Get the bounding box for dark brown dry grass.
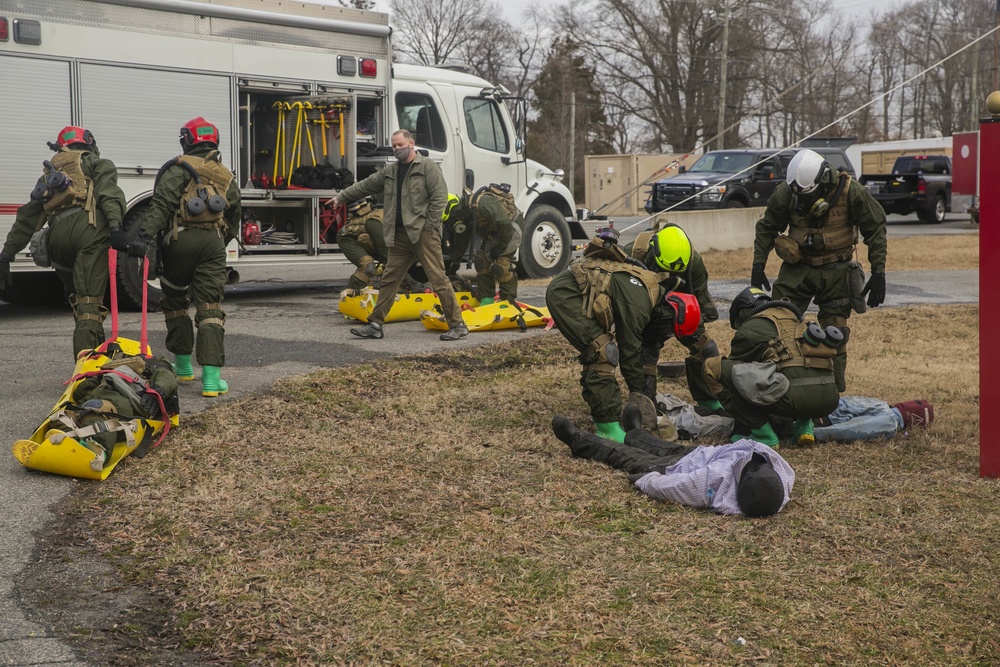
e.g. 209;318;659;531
77;304;996;666
701;233;979;279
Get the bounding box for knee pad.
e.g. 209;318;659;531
196;302;226;330
584;332;619;373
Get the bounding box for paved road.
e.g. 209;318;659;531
0;218;979;665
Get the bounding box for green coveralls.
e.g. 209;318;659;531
462;194;522;301
1;147;126;356
713;314;840;429
546;268;672;424
337;215;389;291
141;146;241;367
625;243;720;403
753;178;887;391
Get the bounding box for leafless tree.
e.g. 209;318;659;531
462;9;544;99
389;0;499;66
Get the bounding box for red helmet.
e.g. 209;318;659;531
665;292;701;338
179;117;220;149
56;126;95;149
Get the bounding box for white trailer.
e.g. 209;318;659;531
0;0;584;307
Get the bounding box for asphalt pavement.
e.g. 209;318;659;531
0;214;979;665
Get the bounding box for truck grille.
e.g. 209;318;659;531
652;183;699;210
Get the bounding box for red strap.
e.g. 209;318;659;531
140;257;149;355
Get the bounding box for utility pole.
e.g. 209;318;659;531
716;0;731;151
569;91;576;198
994;0;999;90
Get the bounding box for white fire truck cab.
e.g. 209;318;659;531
0;0;585;307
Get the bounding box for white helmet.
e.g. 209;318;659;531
786;149;829;194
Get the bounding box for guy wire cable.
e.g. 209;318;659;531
613;22;1000;236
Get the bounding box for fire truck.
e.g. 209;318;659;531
0;0;585;307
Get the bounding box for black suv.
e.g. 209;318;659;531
644;147;855;213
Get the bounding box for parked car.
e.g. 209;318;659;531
859;155;952;223
644;147;855;213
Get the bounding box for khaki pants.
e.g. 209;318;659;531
369;226;461;328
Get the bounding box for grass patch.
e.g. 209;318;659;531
701;232;978;279
69;301;998;666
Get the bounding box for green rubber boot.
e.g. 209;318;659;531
698;399;724;413
733;422;779;448
595;421;626;443
479;296;495;305
174;354;195;381
792;418;815;446
201;365;229;398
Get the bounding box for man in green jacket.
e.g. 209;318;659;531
446;184;523;304
131;117;241;397
0;126;127;357
546;232;698;443
625;224;722;413
334;129;466;341
751;149;887;392
704;287;841;447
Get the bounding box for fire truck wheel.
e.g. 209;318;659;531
517;204;572;279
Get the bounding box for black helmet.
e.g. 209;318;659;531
736;452;784;517
729;286;769;329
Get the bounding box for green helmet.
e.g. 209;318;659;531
651;225;692;272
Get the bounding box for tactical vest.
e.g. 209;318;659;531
42;149;93;218
631;230;655;261
174;151;234;233
472;185;521;232
751;306;837;372
569;238;668;331
786;174;857;266
341;203;382;238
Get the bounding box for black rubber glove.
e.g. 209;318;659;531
751;263;771;291
861;272;886;307
139;385;166;419
488;247;502;261
0;258;11;290
491;263;505;280
127;231;154;257
109;227;131;252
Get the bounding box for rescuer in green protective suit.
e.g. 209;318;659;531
131;117;241;398
0;126;127;357
446;185;522;303
703;287;841;448
337;197;390;294
751;149;887;392
625;223;722;413
546;230;700;443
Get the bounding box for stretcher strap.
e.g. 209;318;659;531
49;409;137;448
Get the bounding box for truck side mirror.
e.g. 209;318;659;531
515;137;524;154
678;165;687;174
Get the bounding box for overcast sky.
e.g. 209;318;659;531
359;0;881;25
